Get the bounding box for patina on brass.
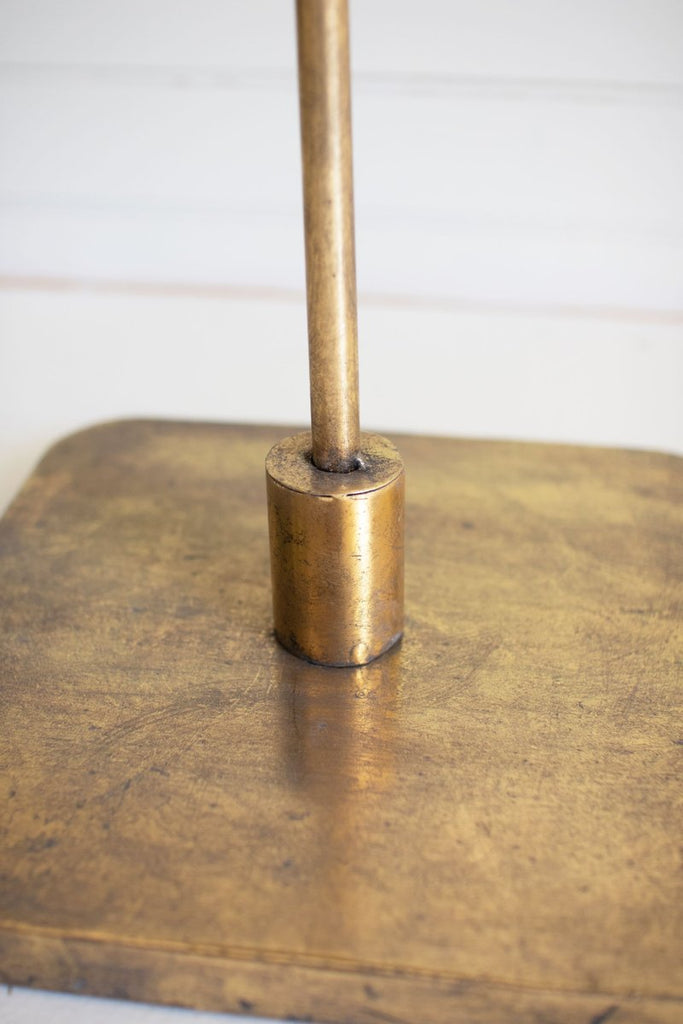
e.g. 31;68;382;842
267;0;404;665
297;0;360;472
1;420;681;1023
267;431;404;666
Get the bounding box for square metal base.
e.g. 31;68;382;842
1;420;681;1023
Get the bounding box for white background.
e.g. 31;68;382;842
1;1;682;1021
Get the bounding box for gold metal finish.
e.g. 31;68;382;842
1;420;681;1023
297;0;360;472
267;0;404;666
266;431;404;666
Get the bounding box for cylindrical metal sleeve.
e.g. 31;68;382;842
266;432;404;666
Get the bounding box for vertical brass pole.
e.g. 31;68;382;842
296;0;361;473
266;0;404;666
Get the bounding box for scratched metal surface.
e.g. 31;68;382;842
1;420;681;1023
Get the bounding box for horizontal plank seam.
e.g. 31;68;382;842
1;62;682;104
1;276;682;326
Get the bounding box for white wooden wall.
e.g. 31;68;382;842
0;3;682;1017
1;0;682;518
1;0;683;304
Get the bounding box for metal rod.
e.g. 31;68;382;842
296;0;361;473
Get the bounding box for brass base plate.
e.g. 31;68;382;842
1;420;681;1023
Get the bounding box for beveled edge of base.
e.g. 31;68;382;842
1;925;679;1024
